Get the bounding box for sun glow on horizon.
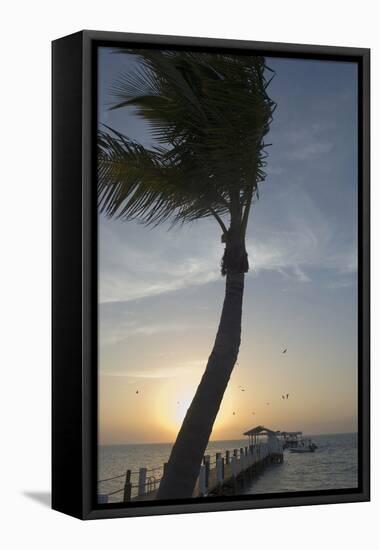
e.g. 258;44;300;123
99;347;357;446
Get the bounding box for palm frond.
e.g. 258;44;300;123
98;51;276;229
98;127;230;226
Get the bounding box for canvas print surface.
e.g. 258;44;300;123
96;47;358;504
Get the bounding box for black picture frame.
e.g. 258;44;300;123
52;30;370;520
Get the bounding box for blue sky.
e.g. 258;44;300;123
97;48;358;444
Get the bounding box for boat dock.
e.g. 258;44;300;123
98;425;284;503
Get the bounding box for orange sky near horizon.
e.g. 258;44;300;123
98;267;358;446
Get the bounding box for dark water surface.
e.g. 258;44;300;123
244;433;358;494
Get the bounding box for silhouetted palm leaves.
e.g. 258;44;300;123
98;50;276;234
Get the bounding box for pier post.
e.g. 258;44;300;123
247;448;253;480
199;464;206;496
216;453;224;479
240;448;245;471
231;455;238;493
231;455;237;477
240;450;245;487
216;456;223;482
216;456;224;494
225;450;230;465
123;469;132;501
203;455;210;488
138;467;147;497
241;449;247;485
247;447;253;469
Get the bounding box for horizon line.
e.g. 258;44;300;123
99;431;357;447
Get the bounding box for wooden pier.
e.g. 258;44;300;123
98;425;284;503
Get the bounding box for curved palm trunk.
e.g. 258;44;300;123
157;270;245;499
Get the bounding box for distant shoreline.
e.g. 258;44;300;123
100;432;357;448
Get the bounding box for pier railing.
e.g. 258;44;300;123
98;439;283;503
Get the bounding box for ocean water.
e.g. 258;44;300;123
98;433;358;502
244;432;358;495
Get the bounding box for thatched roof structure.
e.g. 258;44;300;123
243;425;277;436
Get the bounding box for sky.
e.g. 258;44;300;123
97;47;358;445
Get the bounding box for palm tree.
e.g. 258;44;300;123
98;50;276;499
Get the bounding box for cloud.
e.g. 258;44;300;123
99;178;357;304
265;165;286;176
269;120;336;163
100;359;206;379
100;316;209;347
99;218;221;304
286;140;334;161
248;184;357;284
283;127;334;161
250;227;356;284
325;279;356;290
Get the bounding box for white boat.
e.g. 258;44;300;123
290;441;317;453
280;431;303;449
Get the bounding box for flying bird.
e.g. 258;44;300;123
266;402;270;406
282;348;287;354
282;395;285;400
233;411;236;415
286;393;289;399
252;412;255;415
136;390;139;394
241;389;245;392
